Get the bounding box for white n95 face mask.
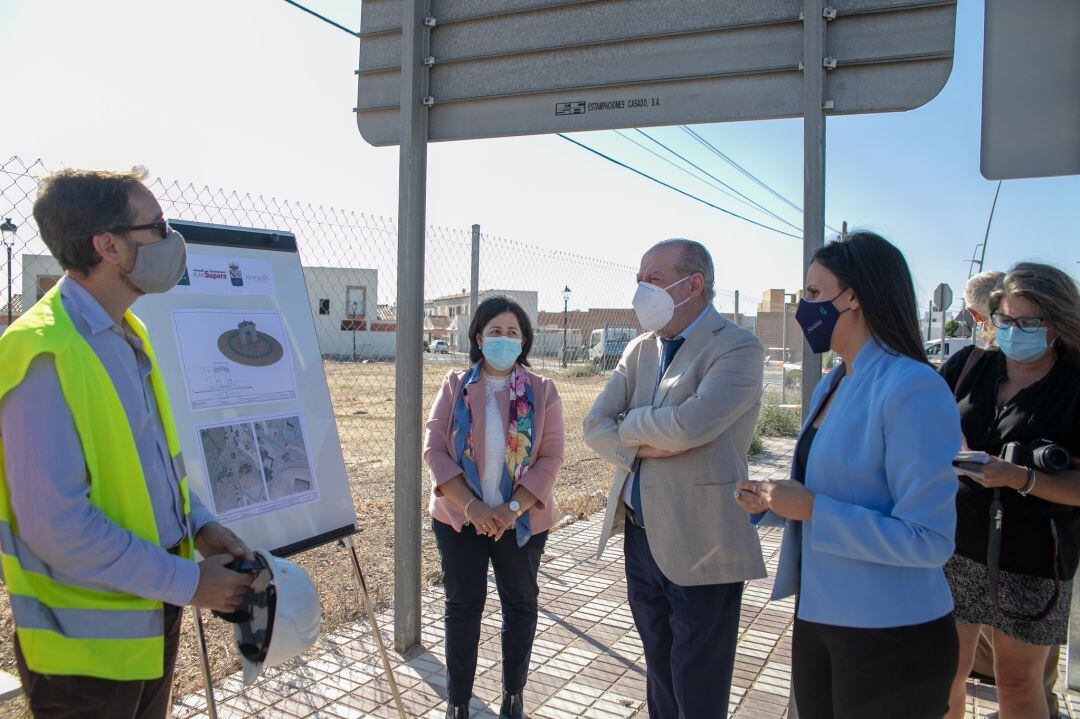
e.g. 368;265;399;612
632;276;691;331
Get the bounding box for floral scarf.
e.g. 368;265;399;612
451;361;535;546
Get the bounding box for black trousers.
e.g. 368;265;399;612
792;612;959;719
432;519;547;704
14;603;183;719
624;521;744;719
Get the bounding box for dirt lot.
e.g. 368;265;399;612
0;359;613;717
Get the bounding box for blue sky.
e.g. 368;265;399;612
2;0;1076;314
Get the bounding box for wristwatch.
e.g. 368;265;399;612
509;500;524;517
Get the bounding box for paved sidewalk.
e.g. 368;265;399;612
172;439;1078;718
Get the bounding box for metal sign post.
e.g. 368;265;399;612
392;0;431;653
801;0;828;418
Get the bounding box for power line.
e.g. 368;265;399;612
633;129;803;233
558;133;802;240
613;130;782;222
681;125;842;235
280;0;358;37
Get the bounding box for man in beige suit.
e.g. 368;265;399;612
585;239;765;719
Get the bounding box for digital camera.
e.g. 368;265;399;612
1002;439;1072;474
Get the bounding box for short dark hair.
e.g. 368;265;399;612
32;168;147;274
468;296;533;366
812;231;928;365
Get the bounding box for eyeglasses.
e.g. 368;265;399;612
109;219;170;239
990;311;1046;333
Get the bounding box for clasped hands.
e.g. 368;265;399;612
466;500;520;540
734;479;816;521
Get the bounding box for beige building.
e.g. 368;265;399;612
754;289;803;363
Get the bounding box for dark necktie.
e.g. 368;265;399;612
630;336;686;521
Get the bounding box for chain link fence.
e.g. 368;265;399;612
1;154;796;468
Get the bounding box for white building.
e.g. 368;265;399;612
302;266;395;360
432;289;539;351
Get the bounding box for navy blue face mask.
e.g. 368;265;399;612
796;292;851;354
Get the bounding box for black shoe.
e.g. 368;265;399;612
445;701;469;719
499;691;524;719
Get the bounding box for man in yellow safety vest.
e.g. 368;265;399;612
0;168;255;717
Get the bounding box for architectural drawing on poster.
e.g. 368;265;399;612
198;414;318;522
173;309;297;411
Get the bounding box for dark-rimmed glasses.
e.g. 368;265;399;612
109;219;170;239
990;311;1046;333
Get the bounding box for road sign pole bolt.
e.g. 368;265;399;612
822;100;835;110
423;16;437;27
423;56;436;66
823;7;837;20
823;57;837;69
422;96;435;106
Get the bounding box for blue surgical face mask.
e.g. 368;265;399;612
795;292;851;354
996;326;1050;362
481;336;522;371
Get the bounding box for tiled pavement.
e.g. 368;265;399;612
173;438;1079;718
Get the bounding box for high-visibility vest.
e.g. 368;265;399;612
0;283;193;680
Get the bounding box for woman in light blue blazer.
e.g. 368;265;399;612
736;232;963;719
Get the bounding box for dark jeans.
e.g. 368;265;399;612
792;612;959;719
14;603;183;719
432;519;547;704
623;521;744;719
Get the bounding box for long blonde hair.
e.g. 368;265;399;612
990;262;1080;369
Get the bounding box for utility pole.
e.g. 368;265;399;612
470;224;480;317
734;290;740;327
781;295;788;405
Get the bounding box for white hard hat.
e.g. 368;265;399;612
218;549;321;684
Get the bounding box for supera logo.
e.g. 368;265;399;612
228;263;244;287
195;268;228;281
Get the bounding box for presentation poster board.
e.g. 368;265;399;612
132;220;357;556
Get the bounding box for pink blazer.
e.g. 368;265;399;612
424;367;565;534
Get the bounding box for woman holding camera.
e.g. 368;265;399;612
424;296;564;719
943;263;1080;719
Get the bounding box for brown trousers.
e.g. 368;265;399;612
972;626;1060;716
14;604;182;719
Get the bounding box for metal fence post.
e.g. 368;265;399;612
470;224;480;317
393;0;431;653
734;289;740;327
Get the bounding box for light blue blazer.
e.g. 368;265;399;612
754;339;962;628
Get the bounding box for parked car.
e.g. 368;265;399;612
924;337;973;366
432;340;450;354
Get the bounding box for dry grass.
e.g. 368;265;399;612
0;359;611;717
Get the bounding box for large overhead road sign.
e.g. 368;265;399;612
356;0;957;146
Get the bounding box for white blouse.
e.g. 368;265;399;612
480;372;511;508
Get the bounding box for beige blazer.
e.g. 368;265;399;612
584;305;767;586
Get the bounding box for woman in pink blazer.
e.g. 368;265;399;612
424;296;565;719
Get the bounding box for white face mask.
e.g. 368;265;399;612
632;275;692;331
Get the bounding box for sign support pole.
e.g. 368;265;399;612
801;0;828;421
792;2;830;715
394;0;431;653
